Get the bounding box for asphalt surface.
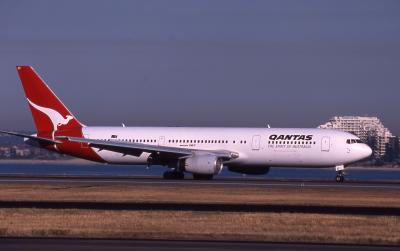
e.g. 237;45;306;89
0;238;398;251
0;174;399;190
0;200;398;215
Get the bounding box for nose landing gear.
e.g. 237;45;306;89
335;171;345;182
335;165;345;183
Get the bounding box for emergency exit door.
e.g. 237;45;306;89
159;136;165;146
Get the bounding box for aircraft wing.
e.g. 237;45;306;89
0;130;61;145
58;136;239;160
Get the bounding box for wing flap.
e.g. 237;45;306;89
58;136;239;161
58;136;193;157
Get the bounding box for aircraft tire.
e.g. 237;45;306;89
335;175;344;183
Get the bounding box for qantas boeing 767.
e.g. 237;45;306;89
1;66;372;182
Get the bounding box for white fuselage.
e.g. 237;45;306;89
83;127;372;168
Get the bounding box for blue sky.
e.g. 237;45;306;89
0;0;399;134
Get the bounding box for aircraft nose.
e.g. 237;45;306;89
360;144;372;159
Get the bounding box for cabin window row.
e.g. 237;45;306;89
97;138;250;144
168;139;247;144
105;139;157;143
269;141;316;145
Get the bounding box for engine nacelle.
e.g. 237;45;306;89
184;155;223;175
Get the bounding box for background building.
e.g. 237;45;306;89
319;116;398;161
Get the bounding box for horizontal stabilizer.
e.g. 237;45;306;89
0;130;61;145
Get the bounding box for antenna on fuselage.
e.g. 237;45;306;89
121;123;126;127
267;124;271;128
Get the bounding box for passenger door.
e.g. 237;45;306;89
252;135;261;150
321;136;330;152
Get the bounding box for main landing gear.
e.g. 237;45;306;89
163;170;185;180
335;165;345;183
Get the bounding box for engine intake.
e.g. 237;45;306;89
184;154;223;175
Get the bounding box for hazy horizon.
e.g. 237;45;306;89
1;1;399;134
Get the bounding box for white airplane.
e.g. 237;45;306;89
1;66;372;182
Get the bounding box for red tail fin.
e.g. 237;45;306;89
16;66;83;135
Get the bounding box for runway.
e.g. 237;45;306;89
0;238;398;251
0;200;399;215
0;175;398;246
0;174;399;190
0;174;398;215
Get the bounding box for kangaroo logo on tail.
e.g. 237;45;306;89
27;98;74;132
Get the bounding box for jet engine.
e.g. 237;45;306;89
184;154;223;175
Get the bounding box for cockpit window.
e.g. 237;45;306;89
346;139;363;144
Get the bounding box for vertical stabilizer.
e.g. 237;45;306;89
16;66;83;137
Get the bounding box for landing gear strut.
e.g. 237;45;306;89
163;170;185;180
335;171;345;182
335;165;345;183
